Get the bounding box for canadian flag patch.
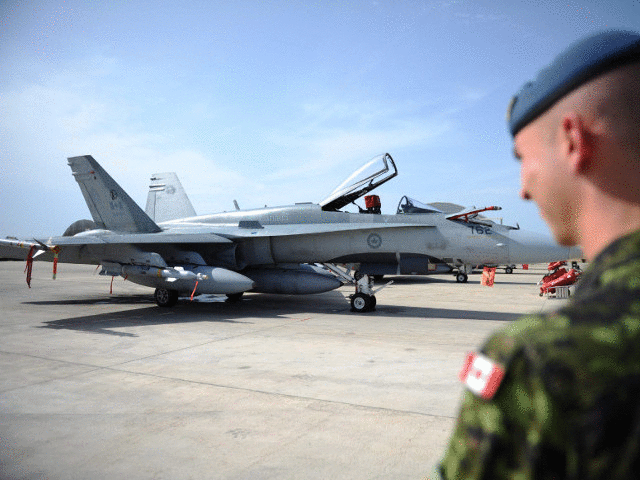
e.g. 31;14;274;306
459;352;505;400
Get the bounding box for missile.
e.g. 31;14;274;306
103;264;255;295
121;265;202;281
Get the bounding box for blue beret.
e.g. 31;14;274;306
508;30;640;137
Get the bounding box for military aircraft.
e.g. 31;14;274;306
0;153;581;312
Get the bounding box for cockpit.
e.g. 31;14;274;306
316;154;510;225
396;196;443;215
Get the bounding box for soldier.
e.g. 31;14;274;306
432;30;640;479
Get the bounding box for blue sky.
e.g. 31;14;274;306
1;0;638;238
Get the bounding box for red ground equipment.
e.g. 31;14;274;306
544;267;567;282
547;261;567;271
540;268;581;296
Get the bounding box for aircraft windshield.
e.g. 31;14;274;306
396;196;443;214
320;153;397;211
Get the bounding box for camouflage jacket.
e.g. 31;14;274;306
438;229;640;479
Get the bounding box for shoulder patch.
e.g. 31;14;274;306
459;352;505;400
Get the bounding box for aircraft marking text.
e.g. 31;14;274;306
469;226;493;235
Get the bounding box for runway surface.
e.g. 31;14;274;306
0;261;568;479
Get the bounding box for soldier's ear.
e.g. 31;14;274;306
559;113;593;175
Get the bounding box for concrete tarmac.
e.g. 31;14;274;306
0;261;569;479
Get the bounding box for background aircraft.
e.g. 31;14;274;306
0;153;581;312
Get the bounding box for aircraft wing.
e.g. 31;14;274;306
1;221;431;263
0;238;36;261
47;232;234;245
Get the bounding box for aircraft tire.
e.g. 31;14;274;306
226;292;244;303
505;266;514;274
351;293;374;313
155;287;179;307
456;273;468;283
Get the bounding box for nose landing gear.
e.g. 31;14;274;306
320;264;391;313
350;292;376;313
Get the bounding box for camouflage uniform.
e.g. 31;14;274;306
438;228;640;479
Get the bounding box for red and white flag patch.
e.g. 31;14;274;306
459;352;505;400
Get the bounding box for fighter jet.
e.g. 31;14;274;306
0;153;581;312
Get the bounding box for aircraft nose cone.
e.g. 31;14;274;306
508;230;579;264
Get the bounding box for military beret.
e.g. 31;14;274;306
507;30;640;137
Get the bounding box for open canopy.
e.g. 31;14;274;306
320;153;397;211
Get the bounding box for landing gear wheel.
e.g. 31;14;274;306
226;292;244;303
155;287;179;307
351;293;375;313
505;266;514;274
456;273;468;283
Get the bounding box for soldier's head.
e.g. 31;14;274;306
508;31;640;249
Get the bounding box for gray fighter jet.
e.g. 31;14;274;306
0;153;581;312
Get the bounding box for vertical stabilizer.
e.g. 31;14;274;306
67;155;161;233
145;172;197;222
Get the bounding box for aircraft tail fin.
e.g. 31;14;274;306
67;155;161;233
145;172;197;222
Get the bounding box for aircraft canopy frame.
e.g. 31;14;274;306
396;196;443;215
320;153;397;211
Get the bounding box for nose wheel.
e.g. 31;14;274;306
456;273;468;283
350;293;376;313
320;264;390;313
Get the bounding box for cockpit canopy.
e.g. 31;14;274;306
320;153;397;211
396;196;444;214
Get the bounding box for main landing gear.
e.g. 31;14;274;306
153;288;244;306
154;287;179;307
225;292;244;303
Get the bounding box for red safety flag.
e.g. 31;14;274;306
51;246;61;279
24;245;37;288
481;266;496;287
522;264;529;270
459;352;505;400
